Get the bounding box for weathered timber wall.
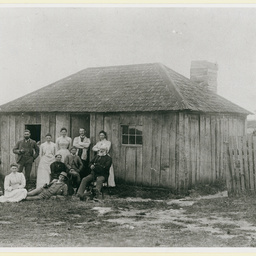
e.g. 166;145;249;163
0;111;246;191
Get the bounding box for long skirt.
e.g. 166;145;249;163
0;189;27;202
36;155;55;188
108;164;115;187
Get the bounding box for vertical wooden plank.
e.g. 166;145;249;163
125;147;136;183
178;112;185;192
210;116;216;183
238;136;245;192
95;113;104;141
41;113;50;143
142;113;153;186
0;115;10;175
103;115;112;146
56;113;71;138
225;141;233;195
205;116;211;183
199;115;205;182
49;113;56;142
232;136;240;194
242;136;249;190
188;115;194;188
151;113;161;187
183;113;189;191
111;114;121;183
195;115;200;184
169;113;177;189
248;135;254;191
228;137;236;193
120;146;126;182
15;114;24;143
253;136;256;191
9;115;16;165
160;113;170;188
136;146;143;185
222;117;229;179
90;113;96;160
215;117;220;180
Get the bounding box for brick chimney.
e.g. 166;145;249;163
190;60;218;93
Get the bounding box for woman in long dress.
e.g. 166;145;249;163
36;133;57;188
0;163;27;202
56;127;72;163
92;130;115;187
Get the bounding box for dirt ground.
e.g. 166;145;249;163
1;184;256;247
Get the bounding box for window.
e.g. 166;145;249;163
121;125;143;145
25;124;41;143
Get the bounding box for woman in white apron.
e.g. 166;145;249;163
36;133;57;188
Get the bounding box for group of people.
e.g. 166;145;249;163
0;127;115;202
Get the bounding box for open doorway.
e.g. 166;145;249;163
25;124;41;143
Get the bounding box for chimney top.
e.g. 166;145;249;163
190;60;218;93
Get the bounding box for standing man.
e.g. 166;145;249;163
13;129;39;184
73;128;91;178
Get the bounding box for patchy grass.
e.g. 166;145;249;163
1;182;256;247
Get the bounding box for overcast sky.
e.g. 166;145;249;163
0;6;256;119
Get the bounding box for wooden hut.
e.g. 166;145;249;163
0;61;251;191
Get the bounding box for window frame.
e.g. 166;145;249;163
121;124;143;147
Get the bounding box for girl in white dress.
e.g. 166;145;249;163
56;127;72;163
36;133;57;188
92;130;115;187
0;163;27;203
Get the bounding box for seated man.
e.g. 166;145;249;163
64;147;83;189
26;172;68;200
50;154;67;181
77;145;112;200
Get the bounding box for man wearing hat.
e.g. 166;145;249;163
26;172;68;200
77;145;112;200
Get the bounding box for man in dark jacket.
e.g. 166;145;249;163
77;145;112;200
13;129;39;183
64;147;83;188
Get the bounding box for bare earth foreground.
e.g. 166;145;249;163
0;185;256;247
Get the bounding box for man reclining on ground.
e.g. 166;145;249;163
26;172;68;200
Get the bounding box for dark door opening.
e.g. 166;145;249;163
25;124;41;143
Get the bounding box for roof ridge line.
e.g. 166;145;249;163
156;63;190;109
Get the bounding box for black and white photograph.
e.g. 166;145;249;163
0;4;256;248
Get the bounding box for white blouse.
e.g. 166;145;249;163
4;172;26;192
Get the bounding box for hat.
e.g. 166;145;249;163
59;172;68;178
55;154;62;158
70;146;77;151
10;163;18;168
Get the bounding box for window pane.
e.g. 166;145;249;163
136;136;143;145
122;135;128;144
136;126;143;135
129;126;136;135
122;125;128;135
129;135;135;144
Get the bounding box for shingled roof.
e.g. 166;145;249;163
0;63;250;115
